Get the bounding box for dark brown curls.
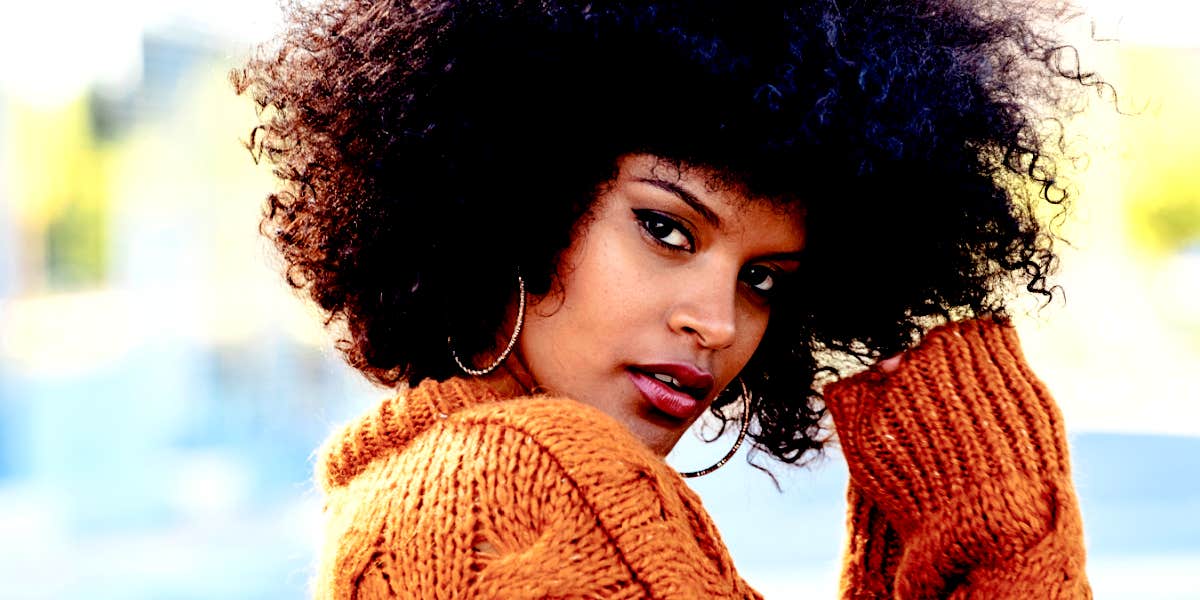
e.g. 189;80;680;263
235;0;1104;467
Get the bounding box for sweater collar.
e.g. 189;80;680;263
316;377;504;491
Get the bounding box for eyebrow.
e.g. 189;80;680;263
634;177;723;229
757;250;805;263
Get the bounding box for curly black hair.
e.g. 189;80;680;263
233;0;1103;466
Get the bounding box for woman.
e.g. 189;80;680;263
235;0;1098;597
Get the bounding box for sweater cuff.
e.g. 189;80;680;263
826;317;1076;556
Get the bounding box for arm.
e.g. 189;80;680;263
826;318;1091;599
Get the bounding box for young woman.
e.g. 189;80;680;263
235;1;1097;597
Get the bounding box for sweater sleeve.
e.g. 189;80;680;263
825;318;1092;599
313;397;761;599
839;481;903;599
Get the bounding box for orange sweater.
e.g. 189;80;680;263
312;318;1090;598
828;319;1091;599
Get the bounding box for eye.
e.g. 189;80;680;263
741;264;780;295
633;209;694;251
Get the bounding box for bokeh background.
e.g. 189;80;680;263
1;1;1197;598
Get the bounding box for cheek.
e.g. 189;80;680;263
732;309;770;367
521;231;640;374
559;212;657;312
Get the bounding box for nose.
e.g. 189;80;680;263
667;269;738;350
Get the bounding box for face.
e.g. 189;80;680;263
509;154;806;456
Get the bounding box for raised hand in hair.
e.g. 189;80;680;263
825;317;1091;599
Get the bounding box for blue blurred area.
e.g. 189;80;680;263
1072;433;1200;555
0;331;369;599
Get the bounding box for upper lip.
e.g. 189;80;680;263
631;362;715;401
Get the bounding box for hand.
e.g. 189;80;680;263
824;318;1080;588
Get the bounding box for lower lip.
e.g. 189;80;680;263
627;369;701;420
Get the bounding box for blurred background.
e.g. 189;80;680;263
0;1;1197;598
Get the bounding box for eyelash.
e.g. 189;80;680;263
633;209;787;300
633;209;694;252
740;264;784;299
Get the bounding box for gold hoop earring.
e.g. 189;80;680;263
449;274;526;377
678;379;752;478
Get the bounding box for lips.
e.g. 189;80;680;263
627;363;715;420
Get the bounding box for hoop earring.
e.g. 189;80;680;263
449;274;526;377
678;379;752;479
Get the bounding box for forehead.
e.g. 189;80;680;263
616;154;806;225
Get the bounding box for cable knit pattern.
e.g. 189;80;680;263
313;377;762;599
826;318;1091;599
312;318;1090;598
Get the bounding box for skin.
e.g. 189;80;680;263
481;154;806;456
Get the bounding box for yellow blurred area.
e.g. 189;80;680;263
3;100;111;289
6;101;103;228
1119;47;1200;255
0;63;332;375
1010;33;1200;436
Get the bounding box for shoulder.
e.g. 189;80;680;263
405;396;685;517
315;393;754;599
320;391;679;516
315;377;665;491
452;396;667;474
316;396;673;598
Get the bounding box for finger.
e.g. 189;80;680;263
877;354;903;374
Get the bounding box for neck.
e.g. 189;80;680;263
476;352;538;399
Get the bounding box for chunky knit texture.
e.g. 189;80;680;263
313;318;1089;598
828;318;1091;599
313;377;762;599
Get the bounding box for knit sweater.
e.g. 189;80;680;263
828;319;1091;599
312;318;1090;598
